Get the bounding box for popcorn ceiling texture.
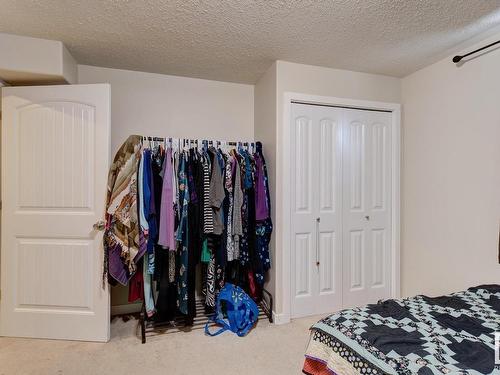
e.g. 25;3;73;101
1;0;499;83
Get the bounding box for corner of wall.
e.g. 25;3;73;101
61;43;78;84
254;61;279;314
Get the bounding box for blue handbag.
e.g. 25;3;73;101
204;283;259;337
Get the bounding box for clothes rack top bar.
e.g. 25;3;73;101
140;135;256;147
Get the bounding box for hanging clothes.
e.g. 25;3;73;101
185;150;201;324
104;136;273;322
254;142;273;287
128;257;144;303
158;148;175;250
225;153;235;261
154;246;177;322
209;147;225;236
140;146;163;317
104;135;142;286
232;151;243;260
176;154;190;315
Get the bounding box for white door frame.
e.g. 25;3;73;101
281;92;401;323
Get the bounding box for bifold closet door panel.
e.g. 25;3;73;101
0;84;111;342
290;103;342;318
341;109;392;309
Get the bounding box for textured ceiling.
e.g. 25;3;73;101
1;0;500;83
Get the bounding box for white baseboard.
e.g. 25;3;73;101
111;302;142;316
272;311;291;325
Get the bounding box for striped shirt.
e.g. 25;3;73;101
203;154;213;233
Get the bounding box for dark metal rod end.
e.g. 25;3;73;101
452;39;500;64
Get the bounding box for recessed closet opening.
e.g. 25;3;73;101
281;93;401;321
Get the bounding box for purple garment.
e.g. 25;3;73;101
254;153;269;221
135;229;148;262
108;223;148;286
188;157;198;203
231;154;237;178
107;242;129;285
158;148;175;250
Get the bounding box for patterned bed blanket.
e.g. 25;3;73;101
304;285;500;375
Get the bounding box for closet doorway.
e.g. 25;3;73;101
284;95;400;319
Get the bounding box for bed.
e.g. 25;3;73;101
303;285;500;375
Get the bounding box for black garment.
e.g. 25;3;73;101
246;187;258;278
185;154;202;325
190;152;204;262
246;186;263;301
151;149;164;283
154;247;177;322
151;149;164;220
208;234;224;293
150;149;179;322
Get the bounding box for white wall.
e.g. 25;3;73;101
78;65;254;154
77;39;500;314
78;65;254;307
401;33;500;297
269;61;402;316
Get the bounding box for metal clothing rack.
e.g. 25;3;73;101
135;135;272;343
139;288;273;343
139;135;257;151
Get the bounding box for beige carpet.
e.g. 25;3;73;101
0;314;323;375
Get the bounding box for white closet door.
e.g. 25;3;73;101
290;103;342;318
0;84;111;341
342;108;392;308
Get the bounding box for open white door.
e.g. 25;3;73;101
0;84;111;342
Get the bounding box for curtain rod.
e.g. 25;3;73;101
452;39;500;63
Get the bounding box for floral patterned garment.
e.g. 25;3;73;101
104;135;142;285
225;153;235;261
238;150;254;267
176;154;190;314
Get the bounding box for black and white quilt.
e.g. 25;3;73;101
310;285;500;374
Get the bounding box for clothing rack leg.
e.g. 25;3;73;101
140;300;146;344
261;288;273;323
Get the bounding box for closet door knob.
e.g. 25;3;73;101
93;220;106;231
365;215;370;221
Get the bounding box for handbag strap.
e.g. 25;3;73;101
205;289;232;336
204;317;230;336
